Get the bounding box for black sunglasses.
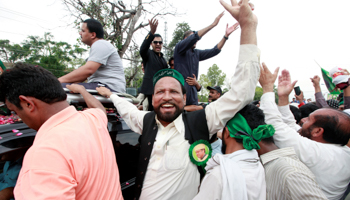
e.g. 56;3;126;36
153;41;163;45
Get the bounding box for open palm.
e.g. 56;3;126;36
278;69;297;97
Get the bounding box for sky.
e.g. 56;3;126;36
1;0;350;100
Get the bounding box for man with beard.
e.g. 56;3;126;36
59;19;126;93
174;12;239;107
259;64;350;200
139;18;168;111
96;0;260;198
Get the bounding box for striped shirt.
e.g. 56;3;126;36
260;147;327;200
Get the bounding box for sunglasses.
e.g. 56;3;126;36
153;41;163;45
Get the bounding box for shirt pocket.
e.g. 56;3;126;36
164;142;189;170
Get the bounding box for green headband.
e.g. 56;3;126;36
153;69;185;86
226;113;275;150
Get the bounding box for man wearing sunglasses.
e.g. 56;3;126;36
139;18;168;111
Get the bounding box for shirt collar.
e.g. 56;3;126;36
155;113;183;134
260;147;296;165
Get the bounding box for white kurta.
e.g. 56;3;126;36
194;149;266;200
110;45;260;200
260;92;350;200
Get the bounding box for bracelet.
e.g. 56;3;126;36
224;36;229;40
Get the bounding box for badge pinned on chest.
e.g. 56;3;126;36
189;140;212;167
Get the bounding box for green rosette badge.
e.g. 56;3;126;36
189;140;212;169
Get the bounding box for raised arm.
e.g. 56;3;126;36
197;12;224;38
174;12;224;55
140;19;158;60
217;23;239;50
66;84;106;114
311;75;329;108
206;0;260;134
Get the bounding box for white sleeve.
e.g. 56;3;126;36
205;44;260;136
260;92;324;166
193;169;222;200
110;94;148;134
278;105;301;131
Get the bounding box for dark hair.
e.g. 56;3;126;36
153;34;162;40
181;84;186;95
83;19;104;39
289;105;301;124
183;31;193;40
226;104;274;144
313;109;350;146
168;57;174;64
299;103;319;119
0;63;67;109
251;100;260;106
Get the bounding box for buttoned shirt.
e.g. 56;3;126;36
260;92;350;200
110;44;260;200
14;106;123;200
261;147;327;200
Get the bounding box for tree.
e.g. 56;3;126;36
62;0;177;58
254;86;263;100
198;64;226;102
254;85;279;104
166;22;191;58
0;33;86;77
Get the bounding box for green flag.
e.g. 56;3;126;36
321;68;340;95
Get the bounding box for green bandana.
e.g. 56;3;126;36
226;113;275;150
153;69;185;86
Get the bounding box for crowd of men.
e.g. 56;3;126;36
0;0;350;199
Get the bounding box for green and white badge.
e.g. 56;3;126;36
189;140;212;167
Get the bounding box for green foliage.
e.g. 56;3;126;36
254;85;279;104
0;33;87;77
167;22;191;58
198;64;226;102
254;86;263;100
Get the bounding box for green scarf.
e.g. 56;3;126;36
226;113;275;150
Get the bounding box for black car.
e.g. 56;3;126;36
0;90;141;200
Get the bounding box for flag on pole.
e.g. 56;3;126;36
314;60;340;95
320;68;340;95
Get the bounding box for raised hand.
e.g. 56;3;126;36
259;63;279;93
295;91;304;102
278;69;297;98
220;0;257;29
310;75;321;88
225;23;240;37
148;18;158;35
212;12;224;27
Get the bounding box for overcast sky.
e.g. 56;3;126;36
1;0;350;100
